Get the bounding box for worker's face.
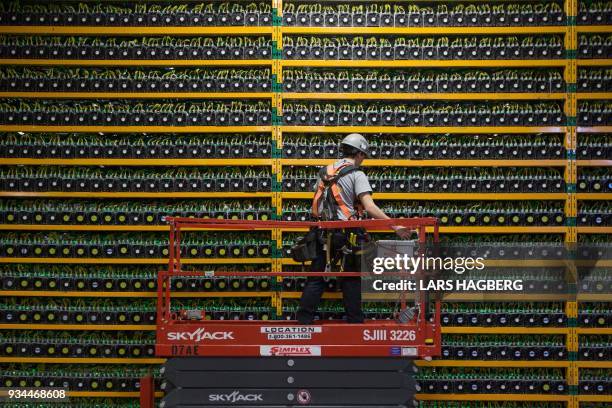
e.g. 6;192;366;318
355;152;367;166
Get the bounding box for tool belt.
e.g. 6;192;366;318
291;227;376;273
290;227;319;263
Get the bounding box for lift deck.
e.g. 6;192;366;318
146;217;441;407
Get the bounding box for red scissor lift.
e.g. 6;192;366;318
144;217;442;407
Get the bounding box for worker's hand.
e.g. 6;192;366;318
393;226;414;240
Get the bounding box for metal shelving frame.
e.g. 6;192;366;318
0;0;610;405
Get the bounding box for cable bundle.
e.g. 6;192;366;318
0;364;159;391
0;199;272;225
282;166;565;193
283;35;564;60
578;33;612;58
0;297;156;325
441;302;567;327
284;68;565;93
579;335;611;360
415;366;567;394
579;267;612;293
282;200;565;226
283;2;565;27
0;67;272;93
0;132;272;159
0;166;272;193
0;2;272;26
0;231;272;259
0;264;271;292
443;334;567;360
580;368;611;394
283;134;565;160
0;100;272;126
578;133;611;158
579;0;612;24
579;101;612;126
580;302;612;327
578;67;612;92
282;101;565;126
0;35;272;60
280;299;396;320
578;167;612;192
0;331;155;358
579;201;611;226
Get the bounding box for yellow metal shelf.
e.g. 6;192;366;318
281;125;566;134
577;328;612;335
576;93;612;100
417;394;570;402
415;360;570;368
577;395;612;402
576;193;612;200
280;226;567;234
576;26;612;33
281;159;566;167
435;226;567;233
577;160;612;166
0;225;275;232
0;357;165;364
577;293;612;301
578;126;612;133
280;292;571;302
577;227;612;233
441;327;569;335
0;26;272;35
69;391;163;398
281;192;567;200
280;292;342;300
0;158;273;166
433;293;573;301
0;192;273;198
576;361;612;369
0;290;274;298
283;92;566;101
0;324;155;331
282;26;568;35
0;92;273;100
0;258;272;264
281;60;568;68
0;59;272;67
0;125;271;133
576;59;612;66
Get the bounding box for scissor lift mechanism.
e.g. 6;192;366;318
141;217;441;407
155;217;441;358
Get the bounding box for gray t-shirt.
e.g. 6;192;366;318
316;159;373;220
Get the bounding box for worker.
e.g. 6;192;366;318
296;133;412;325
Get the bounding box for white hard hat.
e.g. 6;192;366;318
341;133;370;156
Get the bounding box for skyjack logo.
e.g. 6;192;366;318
260;345;322;356
167;327;234;342
208;391;263;403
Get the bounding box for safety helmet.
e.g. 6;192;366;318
340;133;370;156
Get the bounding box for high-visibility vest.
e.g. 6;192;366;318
312;162;364;220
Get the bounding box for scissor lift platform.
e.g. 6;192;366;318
144;217;440;408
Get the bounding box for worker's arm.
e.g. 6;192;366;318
359;193;413;239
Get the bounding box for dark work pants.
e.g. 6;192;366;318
296;233;364;324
